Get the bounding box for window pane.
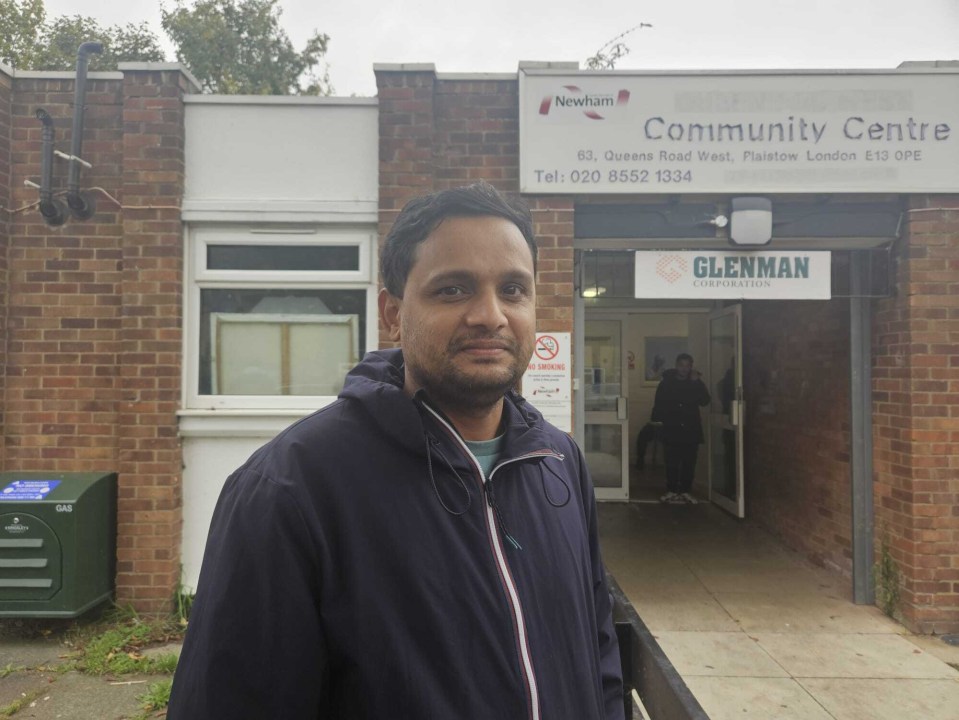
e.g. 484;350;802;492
199;289;366;396
584;424;623;488
207;245;360;271
581;251;635;298
584;320;622;412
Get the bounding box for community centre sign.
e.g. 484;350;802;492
634;251;831;300
519;67;959;194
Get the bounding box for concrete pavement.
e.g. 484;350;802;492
0;634;177;720
599;501;959;720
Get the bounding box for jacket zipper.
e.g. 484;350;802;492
421;405;542;720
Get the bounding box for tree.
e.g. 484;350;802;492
160;0;332;95
34;16;165;70
0;0;164;70
0;0;46;69
585;23;653;70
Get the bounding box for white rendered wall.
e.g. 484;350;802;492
179;413;318;591
180;96;378;589
183;96;378;223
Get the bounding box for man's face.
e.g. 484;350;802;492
380;215;536;412
675;358;693;380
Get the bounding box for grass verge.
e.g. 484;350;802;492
133;678;173;720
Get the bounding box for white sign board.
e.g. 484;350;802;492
635;251;831;300
525;332;572;432
519;69;959;194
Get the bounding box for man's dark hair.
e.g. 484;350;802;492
676;353;694;364
380;182;536;297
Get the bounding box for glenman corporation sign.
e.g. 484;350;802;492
519;67;959;194
635;251;832;300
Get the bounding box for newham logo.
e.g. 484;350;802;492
539;86;630;120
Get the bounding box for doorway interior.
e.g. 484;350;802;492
574;249;750;513
579;301;745;516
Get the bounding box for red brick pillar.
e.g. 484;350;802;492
375;65;437;347
529;198;574;335
433;78;519;191
116;68;189;612
874;195;959;633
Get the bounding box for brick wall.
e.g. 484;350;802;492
529;198;573;335
375;67;573;344
874;198;959;633
5;75;124;473
743;298;853;575
433;78;519;190
1;67;189;613
746;211;959;633
115;69;188;612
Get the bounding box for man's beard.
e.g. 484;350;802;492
410;336;528;413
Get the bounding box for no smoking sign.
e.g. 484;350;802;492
534;335;560;361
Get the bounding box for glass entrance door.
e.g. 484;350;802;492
583;316;629;501
708;305;744;517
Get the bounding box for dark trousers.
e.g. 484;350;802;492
664;442;698;494
635;423;660;468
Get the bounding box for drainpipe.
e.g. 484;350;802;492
65;41;103;220
35;109;67;227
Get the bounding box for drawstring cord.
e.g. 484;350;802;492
426;432;522;550
415;391;567;550
425;435;472;516
541;463;572;508
485;478;523;550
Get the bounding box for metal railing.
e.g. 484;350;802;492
610;574;710;720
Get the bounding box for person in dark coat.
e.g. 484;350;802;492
651;353;711;504
167;182;624;720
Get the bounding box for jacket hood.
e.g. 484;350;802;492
339;349;426;454
339;348;552;458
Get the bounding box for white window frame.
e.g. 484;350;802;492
184;224;379;411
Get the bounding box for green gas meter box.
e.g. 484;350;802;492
0;472;117;617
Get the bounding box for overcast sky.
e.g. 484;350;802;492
42;0;959;96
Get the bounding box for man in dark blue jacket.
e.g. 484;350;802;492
168;182;625;719
652;353;711;504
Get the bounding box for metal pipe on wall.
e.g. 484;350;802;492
34;109;67;226
850;250;875;604
65;41;103;220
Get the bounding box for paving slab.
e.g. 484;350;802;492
9;671;164;720
603;551;698;584
652;630;789;678
683;676;834;720
141;642;182;661
754;632;959;679
0;670;58;710
714;591;903;634
689;565;845;596
902;633;959;668
0;640;71;669
799;678;959;720
630;588;741;632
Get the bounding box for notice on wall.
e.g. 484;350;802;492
635;251;831;300
525;332;572;433
0;479;60;501
519;69;959;194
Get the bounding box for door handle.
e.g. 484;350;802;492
617;397;628;421
731;399;745;427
